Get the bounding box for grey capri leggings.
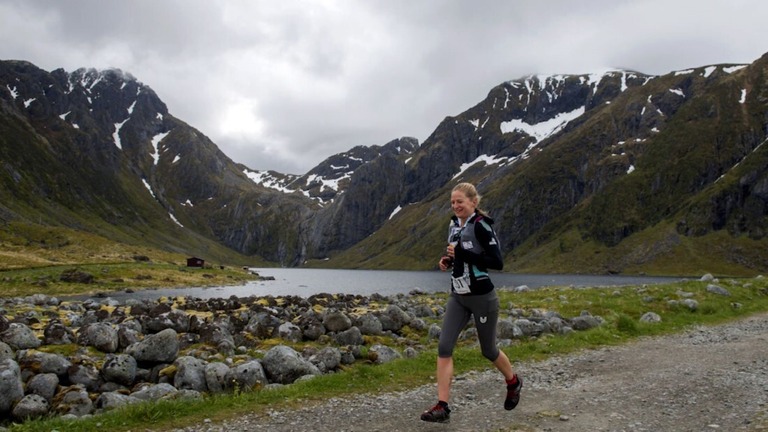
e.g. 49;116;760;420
437;290;500;361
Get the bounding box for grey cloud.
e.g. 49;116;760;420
1;0;767;175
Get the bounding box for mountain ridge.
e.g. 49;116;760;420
1;54;766;275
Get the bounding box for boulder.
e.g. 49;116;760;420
309;347;342;373
261;345;321;385
333;326;364;346
0;323;41;350
514;318;542;336
368;345;401;364
548;317;566;334
77;322;119;353
43;319;76;345
52;384;93;417
570;314;602;331
244;312;280;339
0;315;9;334
496;319;518;340
278;322;303;342
224;360;267;391
706;284;731;296
0;341;13;362
144;308;190;333
381;304;411;332
59;269;94;284
126;328;179;363
67;363;101;392
427;323;441;341
412;304;436;318
12;394;49;420
173;356;208;392
94;391;141;412
323;309;352;332
101;354;137;386
130;383;178;401
298;315;326;341
356;313;383;335
18;350;72;376
204;362;230;393
682;299;699;311
409;317;427;331
199;323;235;355
117;325;142;350
25;373;59;402
0;359;24;414
640;312;662;323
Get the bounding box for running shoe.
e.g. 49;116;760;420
420;403;451;423
505;375;523;410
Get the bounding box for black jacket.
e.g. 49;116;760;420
448;212;504;295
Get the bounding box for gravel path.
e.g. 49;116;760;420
172;313;768;432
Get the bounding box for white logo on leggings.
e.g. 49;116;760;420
480;316;487;324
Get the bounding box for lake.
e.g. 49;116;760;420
79;268;686;302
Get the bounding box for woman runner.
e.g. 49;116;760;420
421;182;522;423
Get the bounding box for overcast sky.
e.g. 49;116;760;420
2;0;767;174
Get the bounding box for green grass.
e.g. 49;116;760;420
0;262;261;298
6;276;768;431
0;221;267;297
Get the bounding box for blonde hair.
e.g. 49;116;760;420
452;182;488;217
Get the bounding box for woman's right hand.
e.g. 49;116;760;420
439;255;453;271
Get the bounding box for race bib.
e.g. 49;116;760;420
451;275;471;294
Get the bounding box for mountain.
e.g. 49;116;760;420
330;59;768;274
1;54;767;275
245;138;418;205
0;60;417;266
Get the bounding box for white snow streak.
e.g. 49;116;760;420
723;65;747;74
500;106;585;143
169;213;184;227
151;131;170;165
453;154;509;179
142;179;156;198
388;205;402;220
113;119;129;150
669;88;685;98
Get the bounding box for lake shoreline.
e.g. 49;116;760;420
66;268;688;302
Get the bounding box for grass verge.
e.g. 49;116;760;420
6;276;768;431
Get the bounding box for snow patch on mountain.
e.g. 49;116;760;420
151;131;170;165
500;106;585;143
453;154;509;179
243;169;300;194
